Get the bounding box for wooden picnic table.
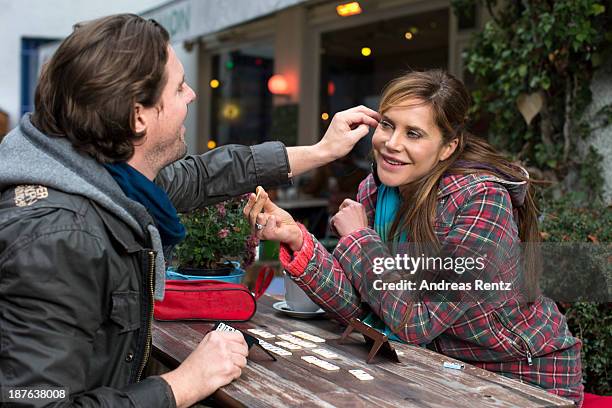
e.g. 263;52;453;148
152;295;574;408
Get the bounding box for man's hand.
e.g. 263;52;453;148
330;199;368;237
317;105;381;161
286;105;380;177
160;331;248;408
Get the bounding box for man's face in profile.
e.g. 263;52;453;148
142;45;196;169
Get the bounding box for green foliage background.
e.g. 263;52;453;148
453;0;610;199
451;0;612;395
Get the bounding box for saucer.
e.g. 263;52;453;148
272;301;326;319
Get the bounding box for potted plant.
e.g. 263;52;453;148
173;195;258;277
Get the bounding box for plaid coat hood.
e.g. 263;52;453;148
281;170;584;406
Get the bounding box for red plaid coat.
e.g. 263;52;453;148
281;172;583;406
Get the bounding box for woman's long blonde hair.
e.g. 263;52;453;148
381;70;541;301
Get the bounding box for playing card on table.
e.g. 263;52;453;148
291;331;325;343
247;328;276;339
275;341;302;350
278;334;317;348
312;348;340;359
259;340;292;356
349;369;374;381
301;355;340;371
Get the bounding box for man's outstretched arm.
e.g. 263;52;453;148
156;106;380;213
286;105;380;177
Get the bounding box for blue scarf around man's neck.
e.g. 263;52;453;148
104;162;186;247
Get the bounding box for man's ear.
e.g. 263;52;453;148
439;138;459;161
133;103;147;134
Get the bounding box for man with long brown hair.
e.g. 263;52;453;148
0;14;380;407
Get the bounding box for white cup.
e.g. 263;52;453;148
284;272;320;312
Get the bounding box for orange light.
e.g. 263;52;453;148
207;140;217;149
336;2;362;17
210;79;220;88
321;112;330;121
267;74;290;95
222;103;240;120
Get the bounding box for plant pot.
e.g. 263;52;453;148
167;265;245;284
178;265;234;276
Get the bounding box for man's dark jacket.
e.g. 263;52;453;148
0;115;290;407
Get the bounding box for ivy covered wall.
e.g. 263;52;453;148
585;63;612;203
452;0;611;204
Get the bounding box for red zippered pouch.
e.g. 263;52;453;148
153;266;273;322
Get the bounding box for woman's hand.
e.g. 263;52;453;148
243;188;304;251
330;199;368;237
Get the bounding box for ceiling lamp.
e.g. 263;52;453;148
336;2;362;17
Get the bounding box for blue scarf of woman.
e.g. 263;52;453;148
362;183;404;342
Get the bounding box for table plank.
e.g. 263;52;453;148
387;343;572;407
152;295;574;408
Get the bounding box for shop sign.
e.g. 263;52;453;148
145;0;193;43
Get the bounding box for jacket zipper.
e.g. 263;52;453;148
492;311;533;366
136;250;156;381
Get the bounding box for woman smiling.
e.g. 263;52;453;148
245;70;584;406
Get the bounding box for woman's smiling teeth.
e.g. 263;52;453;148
382;154;410;166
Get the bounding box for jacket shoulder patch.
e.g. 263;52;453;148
14;185;49;207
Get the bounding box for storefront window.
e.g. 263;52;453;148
319;8;449;131
210;43;274;147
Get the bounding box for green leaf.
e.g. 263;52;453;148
591;3;605;15
518;64;528;77
592;53;602;67
544;38;553;49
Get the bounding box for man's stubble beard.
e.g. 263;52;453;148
147;128;188;173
